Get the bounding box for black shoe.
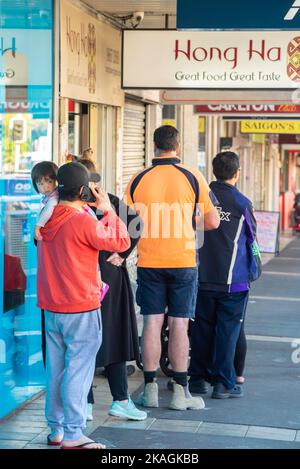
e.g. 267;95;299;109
188;378;209;394
211;382;243;399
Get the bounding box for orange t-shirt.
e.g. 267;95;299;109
124;157;215;268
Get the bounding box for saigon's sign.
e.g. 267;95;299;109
177;0;300;30
123;31;300;89
240;120;300;134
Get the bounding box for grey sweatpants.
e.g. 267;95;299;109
44;309;102;441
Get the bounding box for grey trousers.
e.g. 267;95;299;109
44;309;102;441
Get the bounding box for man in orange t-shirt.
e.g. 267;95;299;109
124;125;220;411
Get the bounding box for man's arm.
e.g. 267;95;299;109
203;206;220;231
244;204;257;243
195;170;220;230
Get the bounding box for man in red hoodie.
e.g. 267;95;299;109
37;162;130;449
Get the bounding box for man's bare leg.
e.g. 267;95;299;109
168;317;189;372
142;313;165;371
167;317;204;409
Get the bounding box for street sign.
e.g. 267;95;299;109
240;120;300;133
123;31;300;89
194;104;300;115
177;0;300;30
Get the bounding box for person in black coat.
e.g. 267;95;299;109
80;159;147;421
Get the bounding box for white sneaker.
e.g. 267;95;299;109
86;403;93;421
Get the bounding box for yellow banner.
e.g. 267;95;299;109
251;134;265;144
162;119;176;127
198;117;206;133
241;120;300;134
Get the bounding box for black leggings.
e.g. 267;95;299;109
88;361;128;404
234;322;247;377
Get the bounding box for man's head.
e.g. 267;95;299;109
57;162;100;202
212;151;240;184
82;147;94;160
79;158;101;189
153;125;180;156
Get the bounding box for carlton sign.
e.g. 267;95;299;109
194;104;300;115
122;31;300;89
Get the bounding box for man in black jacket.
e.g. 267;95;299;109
189;151;261;399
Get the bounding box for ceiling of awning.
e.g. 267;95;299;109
82;0;177;28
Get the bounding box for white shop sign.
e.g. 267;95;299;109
122;30;300;89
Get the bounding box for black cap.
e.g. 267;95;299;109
57;162;101;190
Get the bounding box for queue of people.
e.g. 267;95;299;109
32;125;261;449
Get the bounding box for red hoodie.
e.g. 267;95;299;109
37;205;130;313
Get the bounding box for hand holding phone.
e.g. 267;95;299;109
88;187;112;212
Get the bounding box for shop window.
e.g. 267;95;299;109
0;0;53;418
162;105;176;127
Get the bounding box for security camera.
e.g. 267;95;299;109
132;11;144;24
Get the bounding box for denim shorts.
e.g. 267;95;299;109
136;267;198;318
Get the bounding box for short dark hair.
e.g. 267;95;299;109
153;125;179;152
212;151;240;181
58;187;81;202
31;161;58;193
79;158;97;172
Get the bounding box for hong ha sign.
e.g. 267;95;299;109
122;30;300;89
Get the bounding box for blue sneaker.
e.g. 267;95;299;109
108;397;147;421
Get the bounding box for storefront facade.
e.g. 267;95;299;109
59;0;124;195
0;0;54;418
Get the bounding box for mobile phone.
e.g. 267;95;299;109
100;282;109;301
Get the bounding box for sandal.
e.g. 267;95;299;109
61;440;106;450
47;434;63;446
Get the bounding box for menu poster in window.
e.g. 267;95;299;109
255;211;280;254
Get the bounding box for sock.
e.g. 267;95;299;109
173;371;188;387
144;371;157;385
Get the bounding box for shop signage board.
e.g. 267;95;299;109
0;30;51;86
194;104;300;115
255;211;280;254
160;89;300;105
240;120;300;133
60;0;124;106
123;30;300;89
177;0;300;30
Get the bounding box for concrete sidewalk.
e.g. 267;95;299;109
0;235;300;449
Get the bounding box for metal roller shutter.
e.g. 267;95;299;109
122;99;146;193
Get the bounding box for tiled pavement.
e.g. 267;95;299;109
1;368;300;449
0;372;143;449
